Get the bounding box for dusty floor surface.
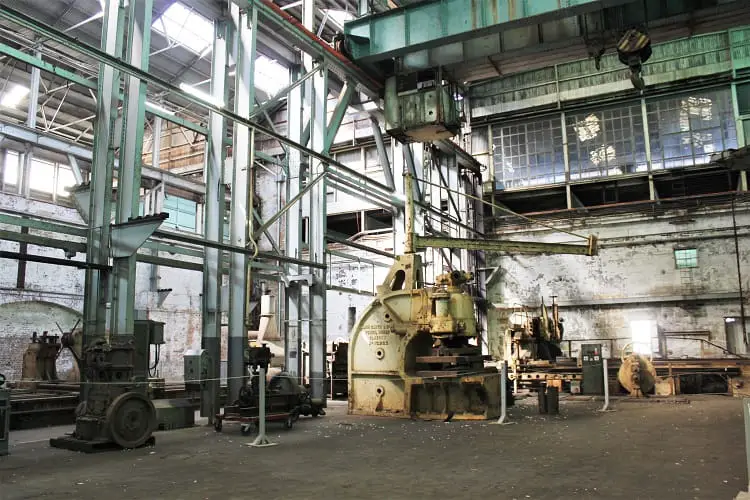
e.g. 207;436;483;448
0;396;747;500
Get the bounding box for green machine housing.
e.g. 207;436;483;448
383;69;463;143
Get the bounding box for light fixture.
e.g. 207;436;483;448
726;317;736;323
0;84;30;108
146;101;175;115
362;101;378;111
179;83;223;108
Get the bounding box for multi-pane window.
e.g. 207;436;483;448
29;158;56;194
3;150;19;188
335;149;363;170
674;248;698;269
2;150;76;200
567;102;647;180
647;89;737;170
365;145;392;172
163;194;197;232
492;117;564;188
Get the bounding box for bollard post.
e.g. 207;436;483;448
491;361;515;425
602;358;610;411
249;367;277;447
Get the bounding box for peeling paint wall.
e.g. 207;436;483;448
0;194;205;383
487;204;750;360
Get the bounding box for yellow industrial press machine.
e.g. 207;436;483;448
348;175;598;420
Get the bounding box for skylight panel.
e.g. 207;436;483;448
0;84;29;108
153;2;213;55
255;56;289;96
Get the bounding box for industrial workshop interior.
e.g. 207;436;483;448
3;0;750;498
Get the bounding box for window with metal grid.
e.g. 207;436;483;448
647;89;737;170
567;102;647;180
492;117;564;189
163;194;198;232
674;248;698;269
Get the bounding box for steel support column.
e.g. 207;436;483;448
305;0;327;405
227;2;257;403
201;19;229;421
80;0;123;398
284;64;303;379
111;0;152;338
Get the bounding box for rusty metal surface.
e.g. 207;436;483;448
349;254;500;419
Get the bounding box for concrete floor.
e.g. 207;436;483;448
0;397;747;499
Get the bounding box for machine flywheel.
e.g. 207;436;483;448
105;392;157;449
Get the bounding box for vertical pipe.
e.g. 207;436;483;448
201;19;228;421
405;173;415;254
392;142;406;253
151;116;162;171
732;196;747;344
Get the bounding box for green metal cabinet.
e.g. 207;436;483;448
384;75;461;143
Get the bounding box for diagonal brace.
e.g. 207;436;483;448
324;79;355;153
252;171;327;240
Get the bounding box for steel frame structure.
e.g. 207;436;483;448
0;0;488;418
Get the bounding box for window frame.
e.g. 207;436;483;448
674;248;698;269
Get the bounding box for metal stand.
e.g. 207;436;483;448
491;362;515;425
598;359;615;412
248;368;277;448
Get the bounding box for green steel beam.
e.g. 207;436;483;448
0;6;397;204
344;0;635;63
0;229;86;253
0;41;206;135
0;42;94;90
414;235;598;256
0;213;86;236
324;80;355;154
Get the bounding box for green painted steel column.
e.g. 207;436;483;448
201;19;229;422
306;0;328;405
111;0;152;338
285;63;304;380
227;1;257;403
81;0;125;396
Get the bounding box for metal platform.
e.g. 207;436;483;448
49;434;155;454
